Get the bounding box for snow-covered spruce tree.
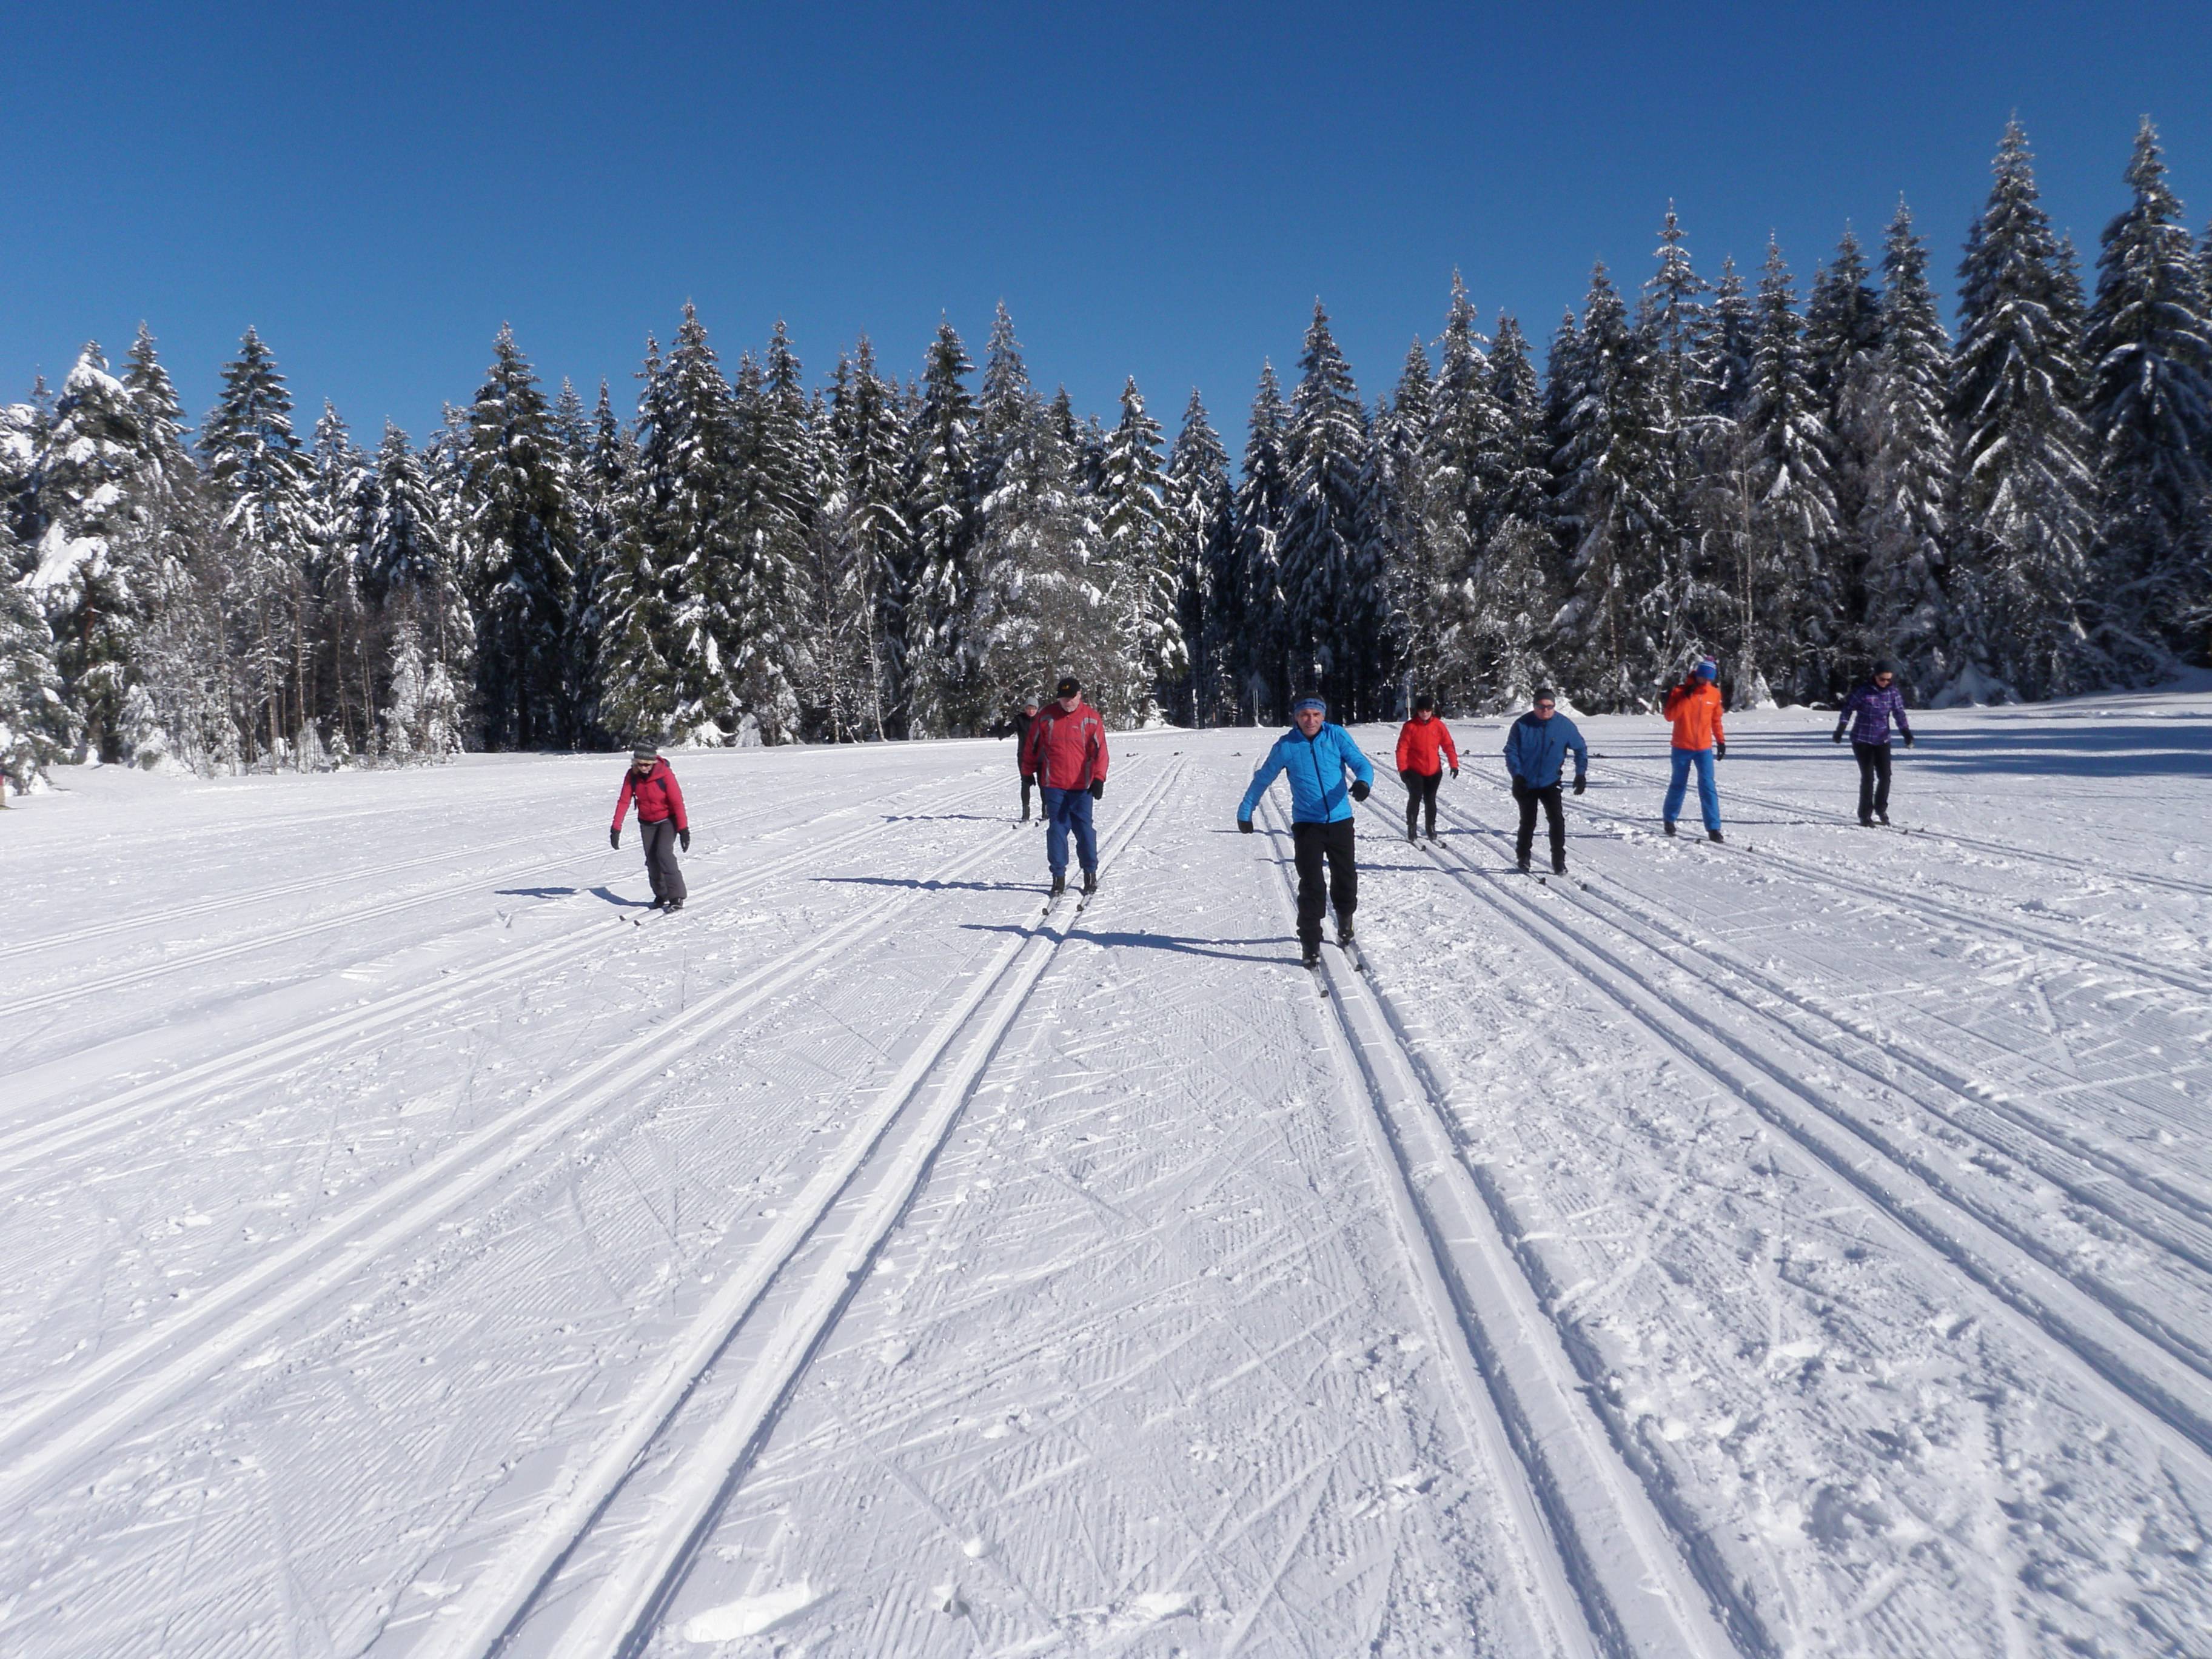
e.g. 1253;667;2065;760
1855;203;1956;691
1099;377;1184;723
2086;118;2212;666
0;523;76;798
304;403;373;759
1638;207;1721;662
717;322;808;742
563;382;631;744
24;343;146;761
550;378;590;474
829;337;912;737
1461;313;1559;708
1949;120;2102;700
363;421;472;737
1736;240;1841;702
1550;265;1669;709
119;325;233;772
1704;258;1757;423
202;327;315;764
905;321;982;734
1281;303;1384;717
1427;273;1496;611
1375;341;1456;709
1232;363;1292;721
967;370;1111;725
466;324;580;748
976;302;1033;511
592;355;674;749
1805;229;1885;647
1167;390;1236;726
1;395;44;559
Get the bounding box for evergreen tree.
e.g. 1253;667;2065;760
834;337;912;737
25;343;145;760
2086;118;2212;663
364;421;471;699
1806;228;1885;638
719;322;808;740
1429;272;1496;580
1281;303;1382;716
1640;207;1720;666
1550;265;1669;708
1099;376;1183;720
593;346;675;747
1167;389;1236;725
1949;119;2100;699
1233;363;1292;721
1376;340;1453;707
1704;258;1758;421
566;382;631;743
1462;314;1559;708
466;324;580;747
201;326;313;763
304;402;372;757
1738;239;1841;700
0;526;75;796
906;321;980;733
1856;202;1956;688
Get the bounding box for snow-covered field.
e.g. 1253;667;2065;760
5;689;2212;1658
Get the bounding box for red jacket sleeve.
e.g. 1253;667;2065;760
663;768;688;832
1020;717;1043;777
1438;722;1459;769
1088;712;1108;782
612;772;637;833
1394;724;1413;771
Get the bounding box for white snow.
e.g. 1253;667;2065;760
3;691;2212;1655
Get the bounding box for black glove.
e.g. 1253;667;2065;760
1832;730;1845;744
1449;766;1458;779
1088;779;1105;800
1572;777;1586;796
1902;732;1915;748
1022;772;1035;785
1715;742;1727;760
679;828;691;852
1350;779;1370;802
1238;818;1254;834
609;826;621;850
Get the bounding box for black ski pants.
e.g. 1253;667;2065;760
640;816;687;903
1853;740;1892;820
1291;819;1358;951
1021;774;1035;819
1400;768;1442;837
1512;779;1566;869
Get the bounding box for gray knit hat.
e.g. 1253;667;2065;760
631;743;659;762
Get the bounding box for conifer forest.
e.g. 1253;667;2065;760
5;118;2210;793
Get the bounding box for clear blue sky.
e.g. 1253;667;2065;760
7;1;2208;446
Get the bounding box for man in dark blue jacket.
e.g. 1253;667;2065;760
1238;694;1375;967
1502;689;1589;874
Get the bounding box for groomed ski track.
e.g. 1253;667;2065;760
4;700;2211;1655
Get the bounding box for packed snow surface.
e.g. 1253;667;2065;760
5;689;2212;1657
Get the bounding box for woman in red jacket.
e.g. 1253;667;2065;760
1393;694;1458;842
611;745;691;911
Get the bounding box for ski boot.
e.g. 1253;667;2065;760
666;897;685;913
1337;920;1355;948
1662;820;1677;837
1081;870;1098;898
1707;828;1724;843
1859;813;1875;828
1875;810;1890;826
1301;943;1321;970
1552;854;1567;876
1050;874;1066;897
1517;856;1532;874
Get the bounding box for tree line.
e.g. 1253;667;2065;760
3;118;2207;795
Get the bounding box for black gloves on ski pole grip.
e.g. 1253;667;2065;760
679;828;691;852
1573;777;1587;796
1089;780;1105;800
1349;779;1370;802
609;827;620;850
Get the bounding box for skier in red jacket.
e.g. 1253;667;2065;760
610;745;690;911
1393;694;1459;843
1019;676;1110;898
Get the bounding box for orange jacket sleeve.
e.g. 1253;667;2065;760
1709;693;1725;749
1438;721;1459;769
1394;723;1414;771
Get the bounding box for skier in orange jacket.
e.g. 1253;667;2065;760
1661;658;1726;842
1393;694;1458;842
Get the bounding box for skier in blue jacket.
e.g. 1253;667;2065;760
1502;689;1589;874
1238;694;1375;967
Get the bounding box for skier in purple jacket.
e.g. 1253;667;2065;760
1833;660;1914;825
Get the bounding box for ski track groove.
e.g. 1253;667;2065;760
1368;791;2212;1482
0;769;1007;1183
1433;787;2212;1288
461;761;1186;1659
1254;797;1741;1659
1595;749;2212;902
1455;756;2212;999
0;766;1049;1501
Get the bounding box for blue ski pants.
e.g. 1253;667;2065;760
1664;746;1721;834
1042;786;1096;876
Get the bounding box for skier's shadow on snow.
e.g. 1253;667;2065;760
588;885;654;910
497;885;581;899
877;811;1004;823
960;921;1287;964
816;875;1036;894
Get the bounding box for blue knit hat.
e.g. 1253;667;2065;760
1292;694;1327;716
1694;658;1718;680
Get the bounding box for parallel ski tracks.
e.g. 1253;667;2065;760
0;771;1007;1183
1595;749;2212;902
1373;793;2212;1483
1253;798;1746;1659
0;762;1100;1523
403;761;1184;1659
1454;756;2212;999
1433;792;2212;1369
